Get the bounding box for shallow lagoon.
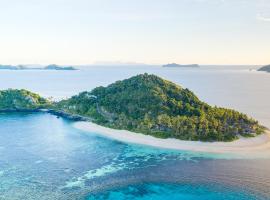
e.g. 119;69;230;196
0;112;270;200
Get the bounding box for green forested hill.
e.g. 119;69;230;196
0;89;49;110
56;74;264;141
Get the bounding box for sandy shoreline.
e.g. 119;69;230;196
74;121;270;157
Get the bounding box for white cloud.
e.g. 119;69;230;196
256;0;270;22
257;14;270;22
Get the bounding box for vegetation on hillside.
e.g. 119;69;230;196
0;89;49;110
56;74;264;141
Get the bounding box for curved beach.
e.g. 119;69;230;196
74;121;270;158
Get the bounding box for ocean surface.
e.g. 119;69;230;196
0;65;270;199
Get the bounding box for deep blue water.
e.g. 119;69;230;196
0;112;270;200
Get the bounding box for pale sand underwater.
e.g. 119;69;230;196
74;121;270;159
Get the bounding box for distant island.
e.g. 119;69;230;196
163;63;199;68
43;64;77;70
0;65;26;70
258;64;270;73
0;74;265;142
0;64;77;70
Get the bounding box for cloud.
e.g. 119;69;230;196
257;14;270;22
256;0;270;22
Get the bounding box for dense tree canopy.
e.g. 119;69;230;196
56;74;264;142
0;89;49;110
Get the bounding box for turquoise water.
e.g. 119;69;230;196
87;183;259;200
0;112;270;200
0;66;270;199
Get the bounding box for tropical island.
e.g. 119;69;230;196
163;63;199;68
55;74;264;142
43;64;77;70
0;74;264;143
0;74;265;147
258;64;270;73
0;64;77;70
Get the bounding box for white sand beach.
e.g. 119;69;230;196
74;121;270;157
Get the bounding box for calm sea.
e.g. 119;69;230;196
0;65;269;127
0;66;269;199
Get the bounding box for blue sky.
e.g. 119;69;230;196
0;0;269;65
